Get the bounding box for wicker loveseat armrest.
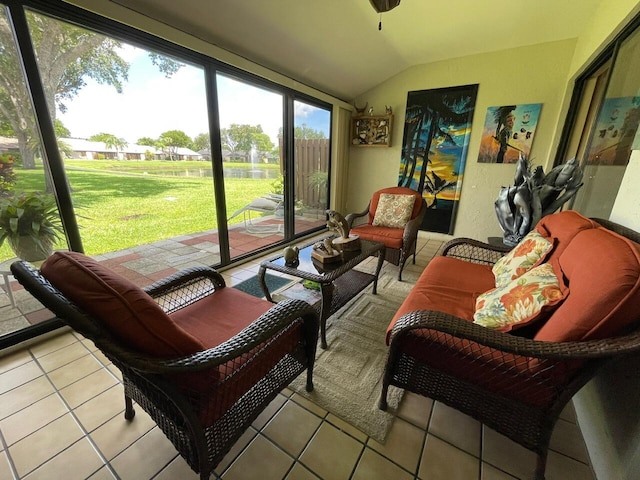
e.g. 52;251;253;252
143;266;226;313
440;237;510;266
389;309;640;361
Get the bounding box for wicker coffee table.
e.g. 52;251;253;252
259;236;385;348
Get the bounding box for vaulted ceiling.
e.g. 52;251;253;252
108;0;603;101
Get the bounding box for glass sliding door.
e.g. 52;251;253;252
216;72;284;258
565;26;640;218
26;11;218;267
0;6;68;339
293;99;331;235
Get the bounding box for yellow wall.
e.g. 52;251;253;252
349;39;577;242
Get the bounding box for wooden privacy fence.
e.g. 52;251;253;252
279;138;330;209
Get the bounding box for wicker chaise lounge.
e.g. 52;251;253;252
11;252;318;480
380;212;640;480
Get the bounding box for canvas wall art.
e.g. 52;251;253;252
477;103;542;163
586;96;640;165
397;84;479;234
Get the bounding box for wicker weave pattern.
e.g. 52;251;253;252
379;221;640;480
11;262;319;480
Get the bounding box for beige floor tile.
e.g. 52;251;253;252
90;407;156;460
299;423;363;480
418;434;479;480
74;384;126;433
0;348;32;374
36;341;92;372
222;434;293;480
47;353;104;390
291;392;328;418
352;447;413;480
252;393;287;430
91;349;111;366
481;463;518;479
367;417;425;472
214;427;258;475
263;400;322;457
58;368;119;409
110;427;180;480
482;427;537;480
0;393;68;445
546;450;594;480
0;376;54;420
397;391;433;429
29;332;78;358
429;401;481;456
0;360;43;394
23;438;104;480
285;462;320;480
325;414;368;443
87;466;118;480
9;413;84;477
0;451;13;480
559;401;577;423
549;417;590;463
155;455;199;480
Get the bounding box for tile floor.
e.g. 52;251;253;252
0;236;596;480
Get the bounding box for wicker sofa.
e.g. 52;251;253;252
380;210;640;480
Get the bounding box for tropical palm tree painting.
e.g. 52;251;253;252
398;84;478;234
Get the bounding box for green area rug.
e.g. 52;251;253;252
234;273;292;298
287;272;413;443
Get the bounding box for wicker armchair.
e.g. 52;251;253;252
346;186;427;281
11;257;318;480
379;219;640;480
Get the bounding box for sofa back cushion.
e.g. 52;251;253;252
535;210;600;264
41;251;205;357
534;227;640;342
369;187;423;225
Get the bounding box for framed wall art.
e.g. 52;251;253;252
397;84;479;234
477;103;542;163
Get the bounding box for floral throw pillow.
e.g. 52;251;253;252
474;263;566;332
492;230;553;287
372;193;415;228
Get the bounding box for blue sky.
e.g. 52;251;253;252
57;45;330;146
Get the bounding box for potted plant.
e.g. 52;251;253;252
0;191;64;261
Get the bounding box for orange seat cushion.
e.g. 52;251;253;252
386;256;495;343
351;224;404;249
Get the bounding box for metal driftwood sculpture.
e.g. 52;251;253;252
495;154;584;246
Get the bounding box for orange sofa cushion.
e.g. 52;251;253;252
535;227;640;342
41;251;205;357
535;210;600;264
386;256;495;344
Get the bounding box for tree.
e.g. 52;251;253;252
0;12;182;170
192;132;210;152
220;124;274;162
136;137;157;147
294;124;326;139
54;120;71;138
89;133;127;158
158;130;192;160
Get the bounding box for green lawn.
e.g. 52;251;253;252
0;159;282;259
